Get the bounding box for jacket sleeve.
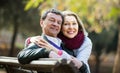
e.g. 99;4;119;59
76;36;92;73
76;36;92;61
17;43;50;64
79;61;88;73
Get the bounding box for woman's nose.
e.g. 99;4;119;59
69;24;73;28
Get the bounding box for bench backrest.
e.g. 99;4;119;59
0;56;79;73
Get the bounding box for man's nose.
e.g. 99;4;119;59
52;21;59;26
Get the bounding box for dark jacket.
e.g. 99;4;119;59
17;35;52;64
17;35;68;65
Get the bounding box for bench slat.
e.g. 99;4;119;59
0;56;78;73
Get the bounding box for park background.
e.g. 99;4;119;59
0;0;120;73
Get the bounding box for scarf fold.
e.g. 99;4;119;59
58;31;84;50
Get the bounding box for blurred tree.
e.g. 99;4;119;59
0;0;26;56
0;0;42;56
106;27;118;53
105;0;120;73
113;16;120;73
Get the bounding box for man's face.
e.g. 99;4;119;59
40;13;62;37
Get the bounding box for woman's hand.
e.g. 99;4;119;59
71;56;83;69
30;36;42;47
49;51;61;58
30;36;50;48
30;36;59;53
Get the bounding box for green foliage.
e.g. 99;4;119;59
24;0;44;11
107;7;120;19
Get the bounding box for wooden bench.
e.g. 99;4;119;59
0;56;79;73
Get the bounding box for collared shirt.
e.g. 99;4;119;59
45;35;62;47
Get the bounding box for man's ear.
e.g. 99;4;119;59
40;19;43;27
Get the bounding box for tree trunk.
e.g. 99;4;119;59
95;53;101;73
112;17;120;73
9;15;18;57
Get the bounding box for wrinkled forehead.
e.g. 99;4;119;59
47;13;63;21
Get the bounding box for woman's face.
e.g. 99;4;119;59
62;15;79;38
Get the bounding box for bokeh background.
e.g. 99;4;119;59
0;0;120;73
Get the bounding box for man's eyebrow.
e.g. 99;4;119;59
48;17;55;19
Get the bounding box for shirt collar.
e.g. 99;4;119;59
42;34;62;47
